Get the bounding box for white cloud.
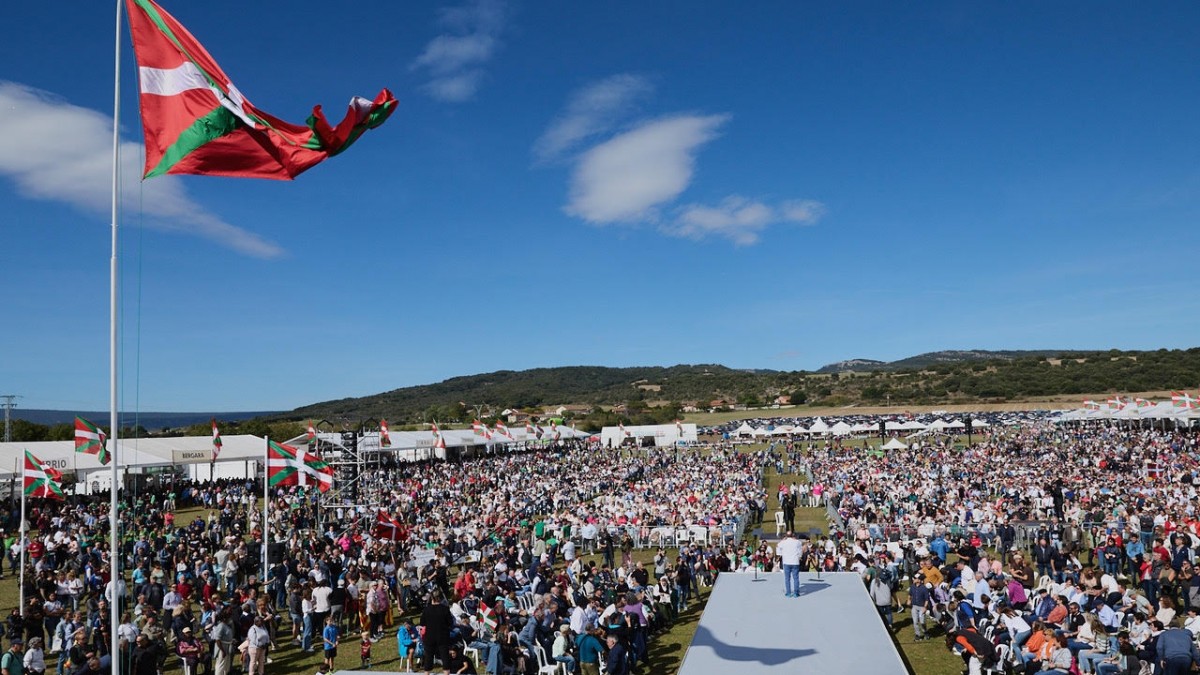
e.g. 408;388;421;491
0;82;283;258
668;196;827;245
412;0;506;102
564;114;729;224
533;74;653;162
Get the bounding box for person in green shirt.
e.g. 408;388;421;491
1;638;24;675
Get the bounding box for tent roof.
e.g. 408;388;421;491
881;438;908;450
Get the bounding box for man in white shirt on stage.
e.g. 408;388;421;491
777;531;803;598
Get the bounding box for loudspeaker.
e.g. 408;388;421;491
268;543;285;565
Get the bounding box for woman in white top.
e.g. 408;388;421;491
23;636;46;675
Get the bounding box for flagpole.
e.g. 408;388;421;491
263;436;269;586
18;474;25;618
109;0;124;668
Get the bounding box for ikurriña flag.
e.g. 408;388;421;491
380;419;391;448
125;0;396;180
267;440;333;492
211;418;222;462
74;417;110;465
24;451;65;500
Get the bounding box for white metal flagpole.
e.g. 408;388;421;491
18;471;25;618
109;0;123;668
263;437;269;585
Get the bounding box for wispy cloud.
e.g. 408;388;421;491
546;76;825;246
533;74;653;162
565;114;729;224
411;0;506;102
668;196;826;245
0;82;283;258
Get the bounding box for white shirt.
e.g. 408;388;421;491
777;537;803;566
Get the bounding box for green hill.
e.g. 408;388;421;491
280;348;1200;425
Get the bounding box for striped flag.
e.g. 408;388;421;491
24;451;65;501
74;417;110;465
306;421;317;443
211;418;223;462
494;421;513;439
267;440;334;492
477;603;497;631
380;419;392;448
124;0;396;179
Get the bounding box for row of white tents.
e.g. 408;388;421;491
1055;402;1200;423
0;425;593;494
732;417;989;438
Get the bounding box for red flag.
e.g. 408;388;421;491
125;0;396;179
373;510;407;541
380;419;392;448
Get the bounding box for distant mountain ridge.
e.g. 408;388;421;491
816;350;1082;373
15;348;1200;429
10;409;277;430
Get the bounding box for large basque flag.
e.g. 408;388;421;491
74;417;110;465
24;451;66;501
125;0;397;179
267;440;333;492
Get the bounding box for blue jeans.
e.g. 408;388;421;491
468;641;500;674
876;604;893;629
782;564;800;596
301;613;313;651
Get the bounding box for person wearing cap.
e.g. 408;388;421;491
909;573;932;641
2;637;23;675
176;627;202;675
20;638;41;675
329;579;347;632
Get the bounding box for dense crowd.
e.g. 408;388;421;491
3;442;769;675
792;423;1200;675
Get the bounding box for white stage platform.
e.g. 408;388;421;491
678;571;908;675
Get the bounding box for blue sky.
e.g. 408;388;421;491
1;1;1198;412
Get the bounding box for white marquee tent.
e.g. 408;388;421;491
600;423;698;448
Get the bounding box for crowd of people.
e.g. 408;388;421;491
791;423;1200;675
3;442;770;675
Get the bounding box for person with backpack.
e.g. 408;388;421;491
1;639;23;675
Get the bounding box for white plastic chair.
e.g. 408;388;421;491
534;644;564;675
774;511;785;536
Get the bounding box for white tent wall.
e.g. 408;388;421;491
0;435;267;494
600;424;698;448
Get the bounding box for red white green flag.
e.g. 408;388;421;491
379;419;392;448
125;0;396;179
525;421;535;435
211;418;223;462
267;440;333;492
472;420;485;436
1172;391;1197;409
494;421;513;439
1083;400;1101;410
435;432;446;450
74;417;110;465
306;421;317;443
477;603;497;631
24;451;65;501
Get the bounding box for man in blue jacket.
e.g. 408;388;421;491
1157;626;1199;675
